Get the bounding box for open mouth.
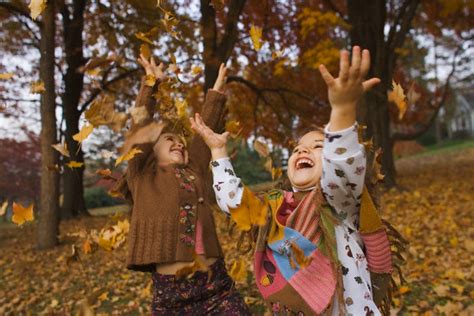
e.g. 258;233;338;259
295;157;315;170
170;147;184;158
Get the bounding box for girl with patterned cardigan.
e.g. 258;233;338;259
191;46;395;315
118;56;250;315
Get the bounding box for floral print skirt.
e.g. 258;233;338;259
151;259;250;315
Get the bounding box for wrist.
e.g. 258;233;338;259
211;147;228;160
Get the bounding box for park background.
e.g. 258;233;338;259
0;0;473;314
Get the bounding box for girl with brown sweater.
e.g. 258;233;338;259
119;55;249;315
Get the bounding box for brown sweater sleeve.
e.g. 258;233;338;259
126;142;154;188
188;89;227;174
131;76;157;130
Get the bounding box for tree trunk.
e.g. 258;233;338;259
348;0;397;187
37;0;59;249
61;0;88;219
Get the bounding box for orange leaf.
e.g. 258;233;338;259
388;80;407;120
73;124;94;143
115;147;143;166
12;202;34;226
66;161;84;169
82;240;92;254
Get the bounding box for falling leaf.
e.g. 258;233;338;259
229;259;247;282
81;55;117;74
0;200;8;216
30;80;45;94
250;25;263;51
145;74;156;87
406;82;421;105
100;150;115;160
140;44;152;59
191;66;202;76
86;68;101;77
0;73;14;80
135;32;154;45
399;286;411;294
51;142;70;158
371;148;385;184
73;124;94;143
12;202;34;226
96;168;112;178
29;0;46;20
115;148;143;167
66;161;84;169
271;49;285;60
130;106;149;125
253;140;269;158
85;95;127;132
175;98;188;118
388;80;407;120
225;120;242;137
264;157;273;173
272;167;282;180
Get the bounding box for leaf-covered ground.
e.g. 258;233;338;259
0;147;473;315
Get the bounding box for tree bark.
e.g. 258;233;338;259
37;0;59;249
347;0;420;187
60;0;88;219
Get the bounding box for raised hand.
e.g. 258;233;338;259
190;113;229;160
319;46;380;110
138;54;166;82
319;46;380;131
212;63;228;93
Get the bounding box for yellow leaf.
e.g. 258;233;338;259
449;237;458;247
66;161;84;169
140;44;151;59
116;219;130;234
51;142;70;158
191;66;202;76
229;259;247;282
30;80;45;94
264;157;273;173
12;202;34;226
135;32;154;45
225;120;242;137
271;49;285;60
130;106;149;125
82;240;92;254
98;292;108;301
0;200;8;216
50;298;59;308
388;80;407;120
73;124;94;143
29;0;46;20
399;286;411;294
253;140;269;157
115;147;143;167
145;74;156;87
175;98;188;118
272;167;282;180
0;73;14;80
85;68;101;77
250;25;263;51
85;95;127;132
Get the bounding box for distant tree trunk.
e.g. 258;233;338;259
347;0;420;187
60;0;88;219
37;0;59;249
200;0;246;91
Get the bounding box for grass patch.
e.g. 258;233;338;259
412;139;474;157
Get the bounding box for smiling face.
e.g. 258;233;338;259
153;132;188;166
287;131;324;191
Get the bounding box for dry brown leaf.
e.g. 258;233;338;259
388;80;407;120
253;140;270;158
30;80;45;94
51;142;70;158
250;25;263;51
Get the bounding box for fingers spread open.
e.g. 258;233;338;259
362;77;381;92
349;46;361;80
339;50;350;82
360;49;371;79
319;64;335;87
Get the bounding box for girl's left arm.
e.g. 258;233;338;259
188;64;228;174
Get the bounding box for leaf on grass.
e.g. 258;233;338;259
0;73;14;80
12;202;34;226
229;259;247;282
0;200;8;216
82;240;92;254
51;142;70;158
29;0;46;20
253;140;269;158
30;80;45;94
66;161;84;168
250;25;263;51
73;124;94;143
115;148;143;167
388;80;407;120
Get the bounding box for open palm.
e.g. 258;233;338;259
190;113;229;150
